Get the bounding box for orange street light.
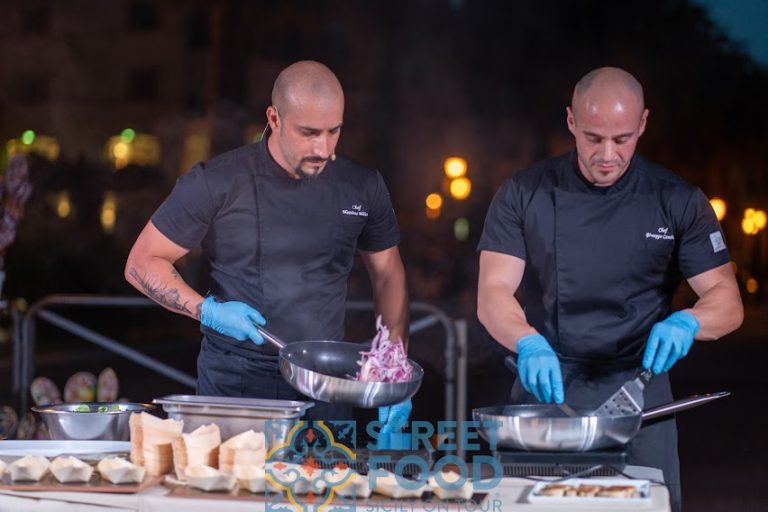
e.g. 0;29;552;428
425;193;442;220
449;176;472;200
425;193;443;210
709;197;726;221
444;157;467;179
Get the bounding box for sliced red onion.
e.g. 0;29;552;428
355;316;413;383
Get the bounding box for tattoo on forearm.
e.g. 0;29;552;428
128;267;193;315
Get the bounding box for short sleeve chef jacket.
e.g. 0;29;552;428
151;134;400;354
478;152;731;362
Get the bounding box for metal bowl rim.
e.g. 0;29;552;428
32;402;156;414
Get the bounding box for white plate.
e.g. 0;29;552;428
0;440;130;458
528;478;651;506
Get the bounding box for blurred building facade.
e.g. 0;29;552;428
0;0;765;309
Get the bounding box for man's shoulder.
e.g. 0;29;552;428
330;156;382;185
505;152;570;188
200;144;259;177
634;155;696;192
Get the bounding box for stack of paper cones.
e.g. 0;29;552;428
129;412;183;476
219;430;266;474
172;423;222;481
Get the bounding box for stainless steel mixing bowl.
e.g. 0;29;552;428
32;402;155;441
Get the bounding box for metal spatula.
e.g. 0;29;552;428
594;369;654;417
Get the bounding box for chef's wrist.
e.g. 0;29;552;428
668;310;700;337
516;333;550;353
200;295;220;327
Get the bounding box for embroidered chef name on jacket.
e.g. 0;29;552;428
341;203;368;217
645;226;675;241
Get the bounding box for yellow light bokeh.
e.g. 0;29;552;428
444;157;467;179
106;133;161;170
709;197;726;221
56;192;71;218
449;176;472;200
425;193;443;210
113;141;129;159
742;208;767;235
101;193;117;234
6;134;60;162
746;277;758;294
742;217;756;235
754;210;767;230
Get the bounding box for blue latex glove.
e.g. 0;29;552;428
200;296;266;345
516;334;564;404
642;311;699;375
379;399;412;435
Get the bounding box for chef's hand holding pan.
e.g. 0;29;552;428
516;334;564;404
200;296;266;345
642;310;699;375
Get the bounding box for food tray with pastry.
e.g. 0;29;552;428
528;478;651;506
0;440;130;461
0;453;162;493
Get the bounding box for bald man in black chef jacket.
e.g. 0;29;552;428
126;60;412;435
477;67;743;512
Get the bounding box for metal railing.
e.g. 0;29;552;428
13;295;195;413
12;295;465;448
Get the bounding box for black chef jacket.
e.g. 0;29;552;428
478;151;730;363
152;133;400;357
478;152;731;512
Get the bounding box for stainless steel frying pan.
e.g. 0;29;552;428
256;326;424;408
472;391;730;451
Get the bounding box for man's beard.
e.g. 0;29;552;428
295;157;328;179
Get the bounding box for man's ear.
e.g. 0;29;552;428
638;108;649;137
566;106;577;136
266;105;280;131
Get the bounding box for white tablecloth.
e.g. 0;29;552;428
0;473;670;511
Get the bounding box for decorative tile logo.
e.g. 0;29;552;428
263;419;504;512
265;420;357;512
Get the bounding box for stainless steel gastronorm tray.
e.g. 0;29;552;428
153;395;314;447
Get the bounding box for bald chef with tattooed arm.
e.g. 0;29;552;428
125;60;412;435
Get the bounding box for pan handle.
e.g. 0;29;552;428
255;325;287;349
503;355;518;374
641;391;731;421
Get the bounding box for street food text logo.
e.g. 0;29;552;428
265;419;503;512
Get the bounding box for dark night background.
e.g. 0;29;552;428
0;1;766;510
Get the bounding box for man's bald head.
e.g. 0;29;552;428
271;60;344;117
266;61;345;179
571;67;645;116
566;67;649;187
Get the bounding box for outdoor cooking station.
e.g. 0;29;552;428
1;325;737;512
0;395;669;512
0;394;675;511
